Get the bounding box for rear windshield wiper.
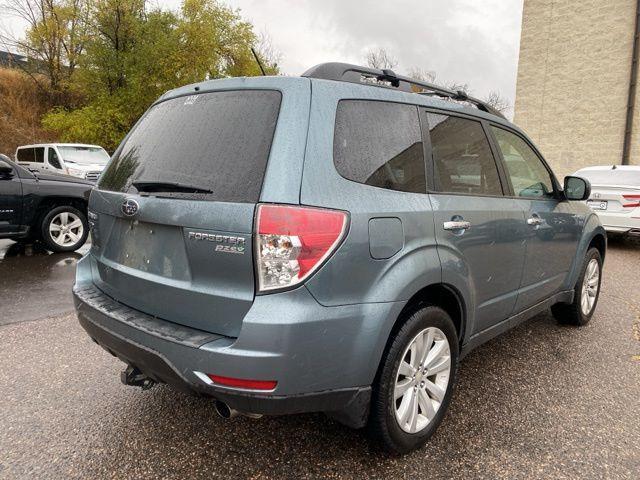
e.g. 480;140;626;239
132;181;213;194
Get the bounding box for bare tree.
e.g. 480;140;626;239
407;67;436;83
256;31;282;73
483;90;511;114
365;47;398;70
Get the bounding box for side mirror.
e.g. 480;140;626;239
564;175;590;201
0;160;14;178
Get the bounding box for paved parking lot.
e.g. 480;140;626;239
0;237;639;479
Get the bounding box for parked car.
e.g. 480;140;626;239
15;143;110;182
573;165;640;238
73;63;606;454
0;154;92;252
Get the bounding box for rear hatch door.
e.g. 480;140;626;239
88;87;288;337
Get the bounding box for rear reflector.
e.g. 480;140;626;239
255;204;348;292
207;374;277;391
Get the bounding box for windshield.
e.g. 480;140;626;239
98;90;282;202
58;146;110;165
575;168;640;186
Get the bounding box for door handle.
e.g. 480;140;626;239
443;220;471;231
527;215;542;226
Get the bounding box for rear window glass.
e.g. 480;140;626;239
575;168;640;186
99;90;282;202
334;100;426;194
428;114;503;196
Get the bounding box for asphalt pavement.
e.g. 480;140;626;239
0;237;638;479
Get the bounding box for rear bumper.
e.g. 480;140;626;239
73;256;404;427
592;211;640;234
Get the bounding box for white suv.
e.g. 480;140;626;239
15;143;110;182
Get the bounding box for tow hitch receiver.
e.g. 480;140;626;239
121;366;156;390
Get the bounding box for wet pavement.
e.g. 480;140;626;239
0;236;639;479
0;239;90;326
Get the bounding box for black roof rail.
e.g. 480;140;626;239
301;62;506;119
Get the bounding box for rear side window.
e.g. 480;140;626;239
17;148;44;163
428;114;503;196
34;147;44;163
334;100;426;193
99;90;282;203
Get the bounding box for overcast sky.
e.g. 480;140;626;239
2;0;524;112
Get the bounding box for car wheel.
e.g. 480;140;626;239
40;206;89;253
368;305;459;454
551;247;602;326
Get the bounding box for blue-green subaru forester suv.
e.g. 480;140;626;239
74;63;606;454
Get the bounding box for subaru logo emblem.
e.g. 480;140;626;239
121;198;139;217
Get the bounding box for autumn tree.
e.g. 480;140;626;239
41;0;279;150
0;0;90;101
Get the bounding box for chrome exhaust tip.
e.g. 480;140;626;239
214;400;239;419
214;400;263;419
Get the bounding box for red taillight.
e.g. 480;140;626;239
256;204;348;292
207;374;277;391
623;194;640;208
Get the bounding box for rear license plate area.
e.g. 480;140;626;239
587;200;608;210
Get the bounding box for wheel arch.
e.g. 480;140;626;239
587;232;606;261
375;283;466;382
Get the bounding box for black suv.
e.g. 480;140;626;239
0;154;92;252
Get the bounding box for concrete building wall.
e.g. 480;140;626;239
514;0;639;178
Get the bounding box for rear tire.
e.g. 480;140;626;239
368;306;459;454
551;247;602;326
40;206;89;253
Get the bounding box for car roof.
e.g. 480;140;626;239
161;74;516;130
16;143;104;149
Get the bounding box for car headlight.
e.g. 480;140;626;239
66;167;86;178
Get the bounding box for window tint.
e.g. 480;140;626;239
34;147;44;163
334;100;426;193
491;126;554;198
16;148;31;163
99;90;282;203
48;148;62;169
428;114;503;196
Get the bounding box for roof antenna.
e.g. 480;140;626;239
251;47;267;76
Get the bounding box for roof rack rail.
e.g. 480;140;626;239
301;62;505;119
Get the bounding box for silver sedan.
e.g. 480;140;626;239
574;165;640;237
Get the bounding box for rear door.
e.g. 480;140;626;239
489;125;581;311
89;87;298;337
426;112;527;334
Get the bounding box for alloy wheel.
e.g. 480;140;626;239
49;211;84;247
394;327;451;434
581;258;600;315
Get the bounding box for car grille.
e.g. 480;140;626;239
85;171;101;182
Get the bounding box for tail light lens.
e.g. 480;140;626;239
255;204;348;292
622;194;640;208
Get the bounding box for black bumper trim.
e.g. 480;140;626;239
74;285;225;348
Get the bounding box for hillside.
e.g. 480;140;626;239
0;67;57;157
